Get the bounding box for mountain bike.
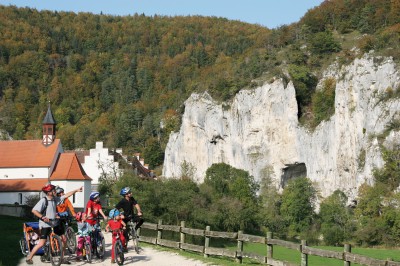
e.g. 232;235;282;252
40;219;63;266
111;229;124;265
58;212;77;254
125;215;141;254
90;216;105;259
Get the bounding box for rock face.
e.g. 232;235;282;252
162;54;400;199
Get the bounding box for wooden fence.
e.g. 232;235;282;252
138;220;400;266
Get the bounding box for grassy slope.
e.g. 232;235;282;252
0;215;30;266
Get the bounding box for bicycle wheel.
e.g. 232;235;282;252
49;234;63;266
19;237;29;256
65;227;77;254
95;232;105;259
114;240;125;265
85;242;92;263
131;228;140;254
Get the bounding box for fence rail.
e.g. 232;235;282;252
139;220;400;266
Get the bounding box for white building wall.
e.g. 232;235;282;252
0;191;40;205
0;167;49;179
51;180;91;209
81;142;121;187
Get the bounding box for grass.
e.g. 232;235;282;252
0;215;30;266
143;239;400;266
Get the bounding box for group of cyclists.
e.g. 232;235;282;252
25;184;144;264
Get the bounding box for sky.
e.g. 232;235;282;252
0;0;325;29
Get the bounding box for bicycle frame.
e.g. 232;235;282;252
40;220;63;266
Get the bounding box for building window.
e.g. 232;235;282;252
73;194;75;204
48;127;53;134
18;193;23;205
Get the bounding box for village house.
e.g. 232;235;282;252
0;105;91;208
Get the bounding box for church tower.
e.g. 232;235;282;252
42;103;56;146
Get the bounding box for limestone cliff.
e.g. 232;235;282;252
162;54;400;199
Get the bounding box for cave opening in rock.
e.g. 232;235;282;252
281;163;307;188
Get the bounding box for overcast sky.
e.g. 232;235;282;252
0;0;324;28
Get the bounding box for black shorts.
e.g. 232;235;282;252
40;225;64;239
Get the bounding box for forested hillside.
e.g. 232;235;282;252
0;0;399;172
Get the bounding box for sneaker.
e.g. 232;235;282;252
26;259;33;265
111;259;116;264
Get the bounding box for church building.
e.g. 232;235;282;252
0;105;91;208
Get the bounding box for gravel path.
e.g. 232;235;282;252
18;232;210;266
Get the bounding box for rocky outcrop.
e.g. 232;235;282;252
162;54;400;199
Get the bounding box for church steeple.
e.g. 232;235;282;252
42;102;56;146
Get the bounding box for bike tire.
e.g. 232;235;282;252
131;228;140;254
114;240;125;266
65;227;77;254
49;234;63;266
85;242;92;263
19;237;29;256
95;232;105;259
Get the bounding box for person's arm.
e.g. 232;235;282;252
63;187;83;199
105;222;110;232
32;199;50;223
99;208;108;221
65;198;76;216
121;220;126;228
135;203;142;216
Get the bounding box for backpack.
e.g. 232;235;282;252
40;197;48;217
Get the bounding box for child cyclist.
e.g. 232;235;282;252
106;209;126;264
75;212;92;262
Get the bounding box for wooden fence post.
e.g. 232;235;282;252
266;232;273;265
344;244;351;266
301;240;308;266
236;230;243;264
180;221;185;251
157;219;162;245
204;225;210;258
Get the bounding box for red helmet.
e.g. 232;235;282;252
42;184;55;193
75;212;83;221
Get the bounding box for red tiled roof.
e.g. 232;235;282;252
65;150;89;164
50;153;91;181
0;139;61;168
0;178;48;192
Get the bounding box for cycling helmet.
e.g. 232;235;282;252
75;212;83;221
90;192;100;200
109;208;120;218
119;187;131;196
42;184;56;193
55;186;64;195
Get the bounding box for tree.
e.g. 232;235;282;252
307;30;341;55
204;163;260;232
280;177;317;238
319;190;354;246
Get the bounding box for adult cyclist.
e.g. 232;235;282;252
115;187;144;248
26;184;82;264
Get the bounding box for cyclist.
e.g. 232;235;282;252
85;192;108;226
55;186;76;257
106;209;126;264
115;187;144;249
75;212;92;261
56;186;76;217
26;184;82;265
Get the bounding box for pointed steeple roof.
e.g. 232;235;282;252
42;102;56;125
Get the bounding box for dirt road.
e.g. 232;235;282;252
18;232;210;266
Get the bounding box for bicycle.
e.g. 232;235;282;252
125;215;141;254
89;216;105;259
58;212;77;254
110;229;124;265
40;219;64;266
76;234;92;263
